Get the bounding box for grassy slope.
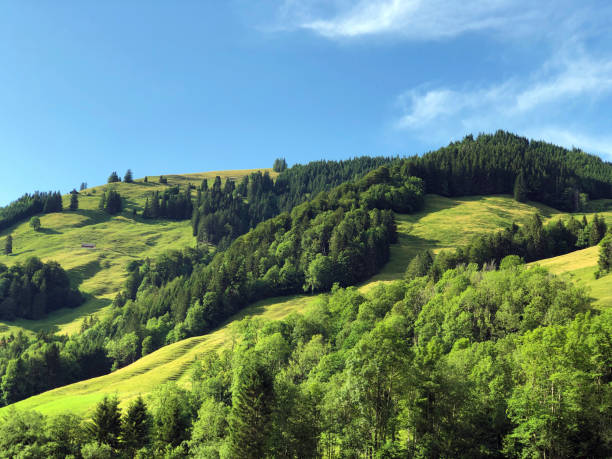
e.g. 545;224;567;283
0;169;274;337
532;246;612;309
3;193;565;416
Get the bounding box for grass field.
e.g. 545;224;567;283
3;191;609;417
531;246;612;309
365;194;560;287
0;169;273;337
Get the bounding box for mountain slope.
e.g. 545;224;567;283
2;193;571;416
0;169;273;337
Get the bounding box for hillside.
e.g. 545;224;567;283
531;246;612;309
1;193;570;417
0;169;274;337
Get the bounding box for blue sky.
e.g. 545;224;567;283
1;1;612;205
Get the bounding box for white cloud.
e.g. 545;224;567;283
278;0;555;40
393;49;612;156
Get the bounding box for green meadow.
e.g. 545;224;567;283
0;169;274;337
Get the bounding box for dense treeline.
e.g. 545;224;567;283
0;191;63;232
2;264;610;458
399;130;612;210
143;186;193;220
0;257;83;320
408;213;608;280
192;156;398;248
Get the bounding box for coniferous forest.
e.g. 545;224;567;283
0;132;611;458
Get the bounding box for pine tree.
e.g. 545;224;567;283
228;356;274;458
4;235;12;255
144;176;148;183
69;191;79;211
513;171;528;202
108;171;120;183
121;395;151;454
124;169;133;183
89;395;122;449
80;182;87;191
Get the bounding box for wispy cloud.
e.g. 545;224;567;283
394;47;612;156
278;0;556;40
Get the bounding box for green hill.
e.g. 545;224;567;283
0;169;274;337
2;192;571;417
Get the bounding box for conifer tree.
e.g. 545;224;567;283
4;235;12;255
124;169;133;183
122;395;151;454
513;171;528;202
228;356;274;458
69;191;79;211
108;171;120;183
89;395;122;450
144;176;148;183
80;182;87;191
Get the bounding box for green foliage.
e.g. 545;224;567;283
29;216;41;231
405;249;434;279
98;188;123;214
107;171;120;183
272;157;287;172
0;409;46;458
228;351;274;458
69;191;79;211
513;170;528;202
88;395;122;450
124;169;133;183
121;395;151;454
4;234;12;255
597;232;612;276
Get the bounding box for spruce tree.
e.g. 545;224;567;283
4;235;12;255
124;169;133;183
69;191;79;211
513;171;528;202
228;356;274;459
90;395;122;450
121;395;151;454
108;171;120;183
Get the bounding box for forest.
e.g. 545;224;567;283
1;264;610;458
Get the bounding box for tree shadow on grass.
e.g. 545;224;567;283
38;227;61;235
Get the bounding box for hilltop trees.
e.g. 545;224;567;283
69;190;79;211
107;171;120;183
124;169;133;183
273;157;287;172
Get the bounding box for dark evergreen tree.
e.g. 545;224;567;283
69;191;79;211
144;176;148;183
89;395;122;450
273;158;288;172
80;182;87;191
124;169;133;183
228;355;274;459
108;171;120;183
514;170;528;202
4;235;12;255
122;395;151;454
